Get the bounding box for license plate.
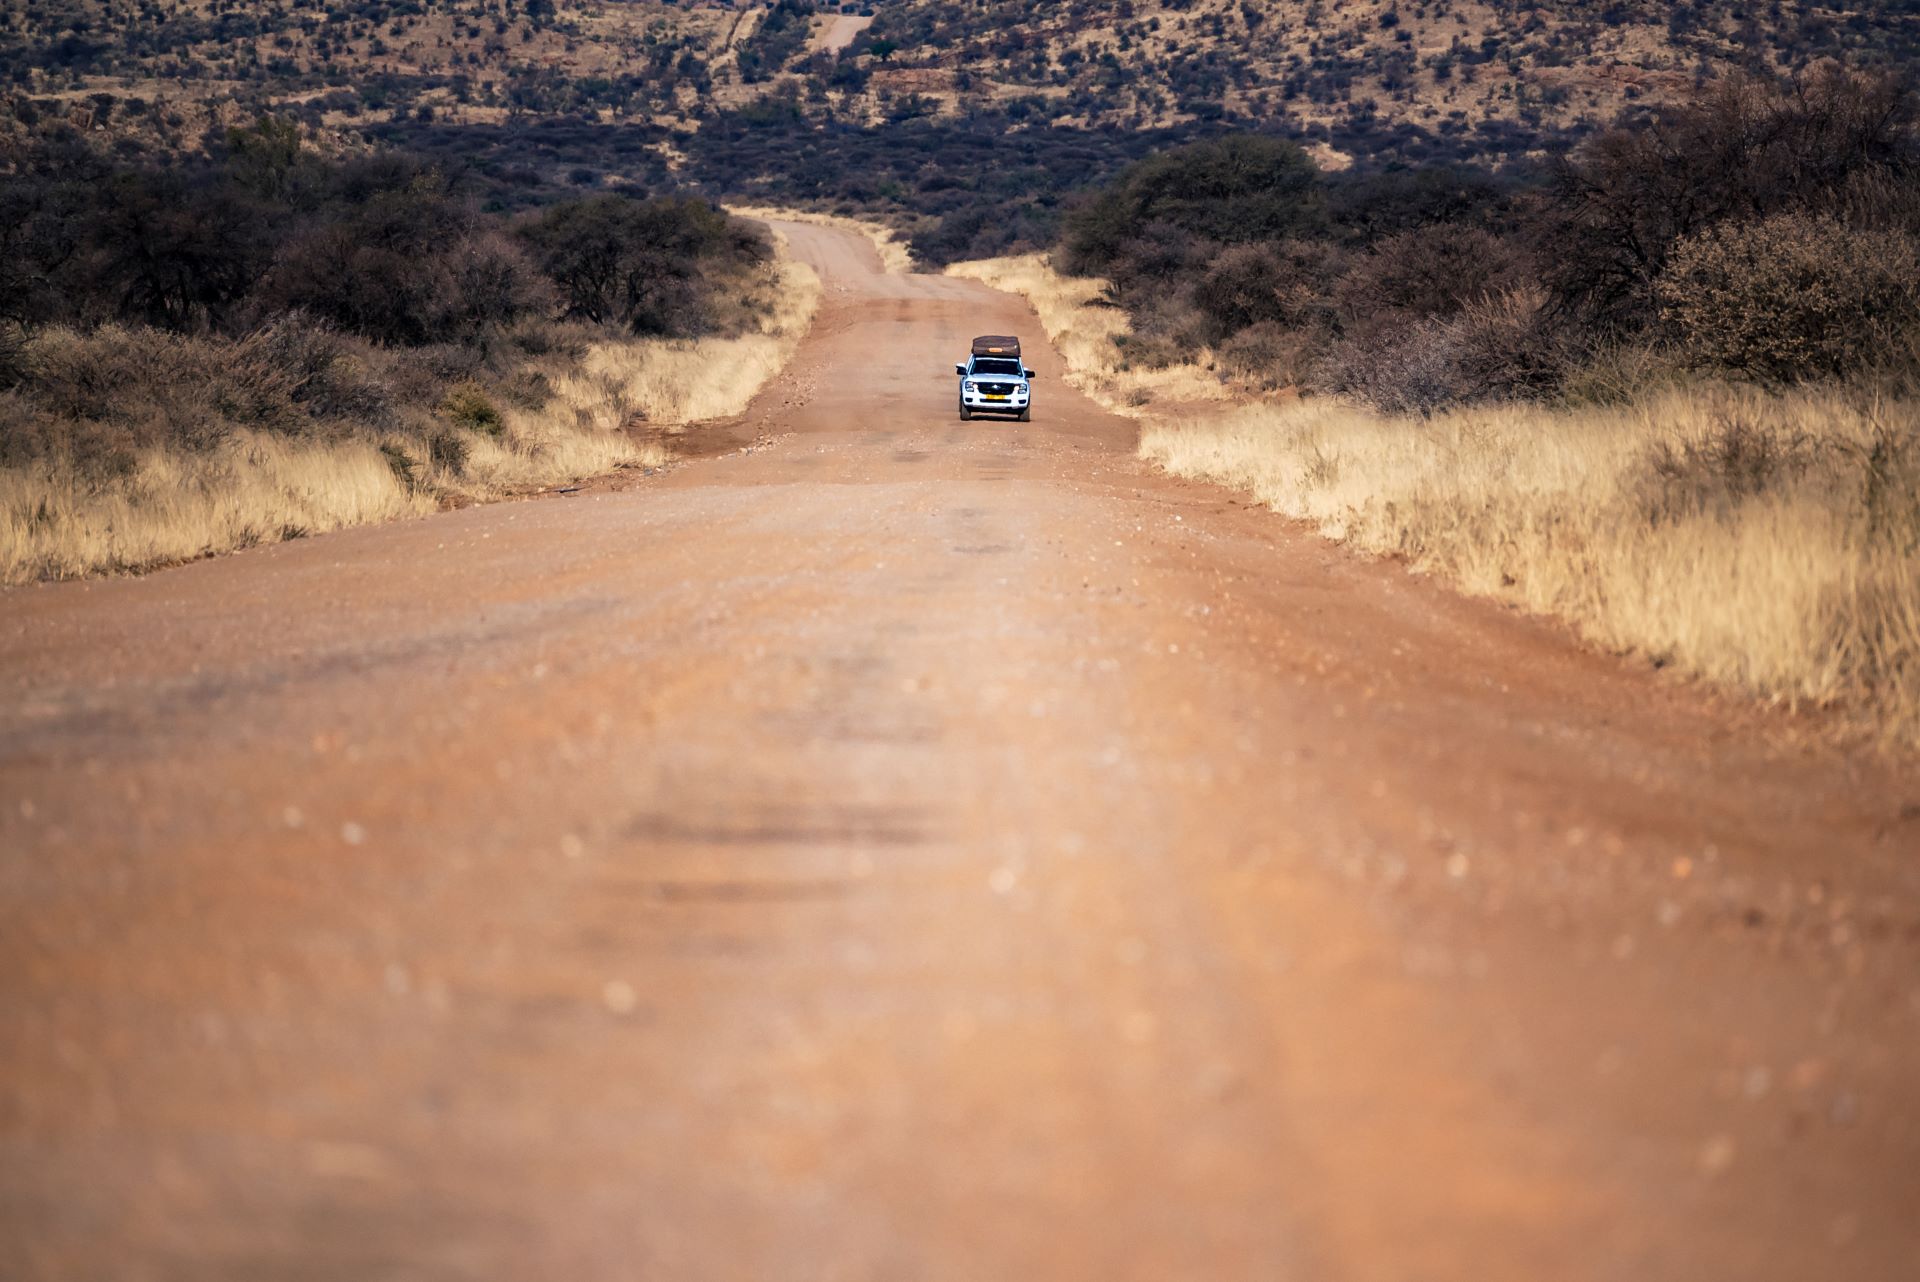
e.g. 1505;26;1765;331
983;395;1008;401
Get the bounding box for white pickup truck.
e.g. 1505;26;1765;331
956;335;1035;421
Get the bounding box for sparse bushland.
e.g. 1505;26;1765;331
1059;66;1920;413
978;66;1920;744
0;270;820;584
0;127;820;585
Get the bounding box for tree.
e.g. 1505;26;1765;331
518;195;769;336
1541;66;1917;330
1060;135;1326;276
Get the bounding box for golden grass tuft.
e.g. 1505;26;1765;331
1141;387;1920;746
944;254;1234;416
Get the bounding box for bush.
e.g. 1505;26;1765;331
1217;321;1326;390
78;171;277;332
0;323;24;390
1443;286;1568;403
1543;67;1918;330
1191;240;1344;344
28;326;292;439
518;194;769;336
1060;135;1325;277
442;382;504;435
1335;224;1530;330
1317;320;1464;416
258;180;550;346
255;315;395;426
1318;286;1564;414
1638;414;1824;525
1657;213;1920;381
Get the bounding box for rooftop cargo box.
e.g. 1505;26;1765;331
971;335;1021;358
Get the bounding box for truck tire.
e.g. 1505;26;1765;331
1017;407;1031;422
959;399;972;421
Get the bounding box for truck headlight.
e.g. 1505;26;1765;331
964;381;977;392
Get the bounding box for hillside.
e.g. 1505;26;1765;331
863;0;1920;159
7;2;1918;164
5;3;1919;264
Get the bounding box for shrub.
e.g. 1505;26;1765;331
1317;286;1564;414
1542;67;1918;330
0;323;24;390
428;427;470;473
1442;286;1568;403
1217;321;1326;390
1630;411;1865;528
25;326;270;445
442;382;504;435
259;182;549;346
255;315;395;426
518;194;769;336
1317;320;1465;416
1191;240;1344;344
1060;135;1326;276
1656;213;1920;381
1335;224;1530;329
79;171;277;332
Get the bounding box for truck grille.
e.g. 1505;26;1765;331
978;382;1017;395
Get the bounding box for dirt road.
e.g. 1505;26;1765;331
2;223;1917;1281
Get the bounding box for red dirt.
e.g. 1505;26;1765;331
2;222;1916;1281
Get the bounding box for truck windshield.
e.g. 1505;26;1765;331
973;358;1023;376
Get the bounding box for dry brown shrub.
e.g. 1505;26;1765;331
1190;239;1345;345
1317;287;1565;414
1657;213;1920;382
1218;321;1325;390
1335;224;1530;329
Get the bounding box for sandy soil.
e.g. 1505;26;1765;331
813;14;876;55
1;222;1916;1281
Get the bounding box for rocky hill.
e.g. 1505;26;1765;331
7;2;1916;160
863;1;1920;158
4;1;1916;263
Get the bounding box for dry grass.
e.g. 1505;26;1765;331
0;245;821;586
945;254;1235;416
0;436;435;582
730;205;916;275
1141;387;1920;746
581;251;821;427
0;364;653;585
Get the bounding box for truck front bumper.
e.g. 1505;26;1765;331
961;387;1030;411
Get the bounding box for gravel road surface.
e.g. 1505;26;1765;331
2;222;1916;1281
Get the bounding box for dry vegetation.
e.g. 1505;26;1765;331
0;237;819;586
1142;391;1920;746
868;0;1920;139
966;246;1920;747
